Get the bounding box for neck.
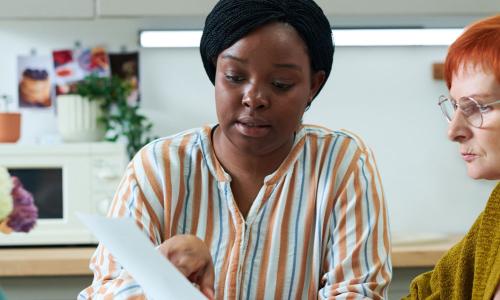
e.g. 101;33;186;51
212;126;294;179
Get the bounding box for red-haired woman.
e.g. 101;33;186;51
404;15;500;300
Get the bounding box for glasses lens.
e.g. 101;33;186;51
439;97;455;122
459;97;482;127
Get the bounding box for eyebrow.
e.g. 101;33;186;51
221;54;247;63
220;54;302;71
452;93;493;101
273;63;302;71
469;93;493;99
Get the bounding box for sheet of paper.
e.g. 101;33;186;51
77;212;206;300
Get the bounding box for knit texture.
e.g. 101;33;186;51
404;182;500;300
199;0;334;99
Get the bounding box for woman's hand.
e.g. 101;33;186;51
158;234;215;300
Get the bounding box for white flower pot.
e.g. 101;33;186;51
56;95;105;142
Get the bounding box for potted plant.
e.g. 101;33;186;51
74;74;155;159
56;93;106;143
0;95;21;143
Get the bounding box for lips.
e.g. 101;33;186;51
461;152;478;162
237;116;270;127
235;116;271;137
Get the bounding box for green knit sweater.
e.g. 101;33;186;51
404;182;500;300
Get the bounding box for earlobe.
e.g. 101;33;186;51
305;101;312;111
310;70;326;99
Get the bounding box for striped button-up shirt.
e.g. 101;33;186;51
79;124;392;300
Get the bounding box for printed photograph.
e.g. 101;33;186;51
17;55;54;108
52;49;84;95
76;47;111;78
110;52;140;105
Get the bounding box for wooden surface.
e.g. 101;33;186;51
391;234;462;267
0;236;462;276
0;247;96;276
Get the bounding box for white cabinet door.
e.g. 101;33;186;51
97;0;218;17
98;0;498;26
0;0;94;19
319;0;497;17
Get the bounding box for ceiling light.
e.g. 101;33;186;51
139;28;463;48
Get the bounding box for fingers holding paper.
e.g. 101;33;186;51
158;234;215;300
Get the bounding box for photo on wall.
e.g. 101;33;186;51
52;49;84;95
17;55;54;108
109;52;140;105
52;47;111;96
76;47;111;78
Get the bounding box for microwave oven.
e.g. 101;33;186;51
0;142;127;246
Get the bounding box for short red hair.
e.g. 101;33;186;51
444;15;500;89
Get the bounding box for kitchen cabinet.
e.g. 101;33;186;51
0;0;94;19
318;0;497;18
97;0;498;26
0;236;461;299
97;0;218;18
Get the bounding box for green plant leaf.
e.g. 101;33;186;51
75;73;155;159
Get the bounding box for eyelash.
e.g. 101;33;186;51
224;74;245;83
479;106;493;113
224;74;294;91
272;81;293;91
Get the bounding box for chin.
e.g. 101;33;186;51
467;171;482;180
466;168;500;180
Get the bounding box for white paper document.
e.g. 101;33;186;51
77;212;206;300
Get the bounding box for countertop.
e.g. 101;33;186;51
0;235;462;276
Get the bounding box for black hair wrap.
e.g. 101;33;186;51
200;0;334;99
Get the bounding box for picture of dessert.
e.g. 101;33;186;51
19;68;51;107
110;52;140;105
52;49;84;95
17;55;54;108
75;47;111;77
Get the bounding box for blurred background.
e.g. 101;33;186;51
0;0;498;299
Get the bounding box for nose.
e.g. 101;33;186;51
242;82;270;110
447;111;472;143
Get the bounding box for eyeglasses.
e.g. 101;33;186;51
438;95;500;128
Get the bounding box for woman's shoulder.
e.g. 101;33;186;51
142;126;211;152
489;182;500;206
131;126;212;165
301;124;371;153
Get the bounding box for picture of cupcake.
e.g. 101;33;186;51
19;68;51;107
17;55;54;108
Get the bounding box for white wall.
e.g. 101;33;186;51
0;18;496;238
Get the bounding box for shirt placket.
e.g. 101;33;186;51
222;180;275;300
219;181;244;299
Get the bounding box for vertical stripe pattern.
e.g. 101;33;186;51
79;125;392;299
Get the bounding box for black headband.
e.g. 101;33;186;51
200;0;334;99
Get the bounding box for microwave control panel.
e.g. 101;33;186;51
90;145;128;216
